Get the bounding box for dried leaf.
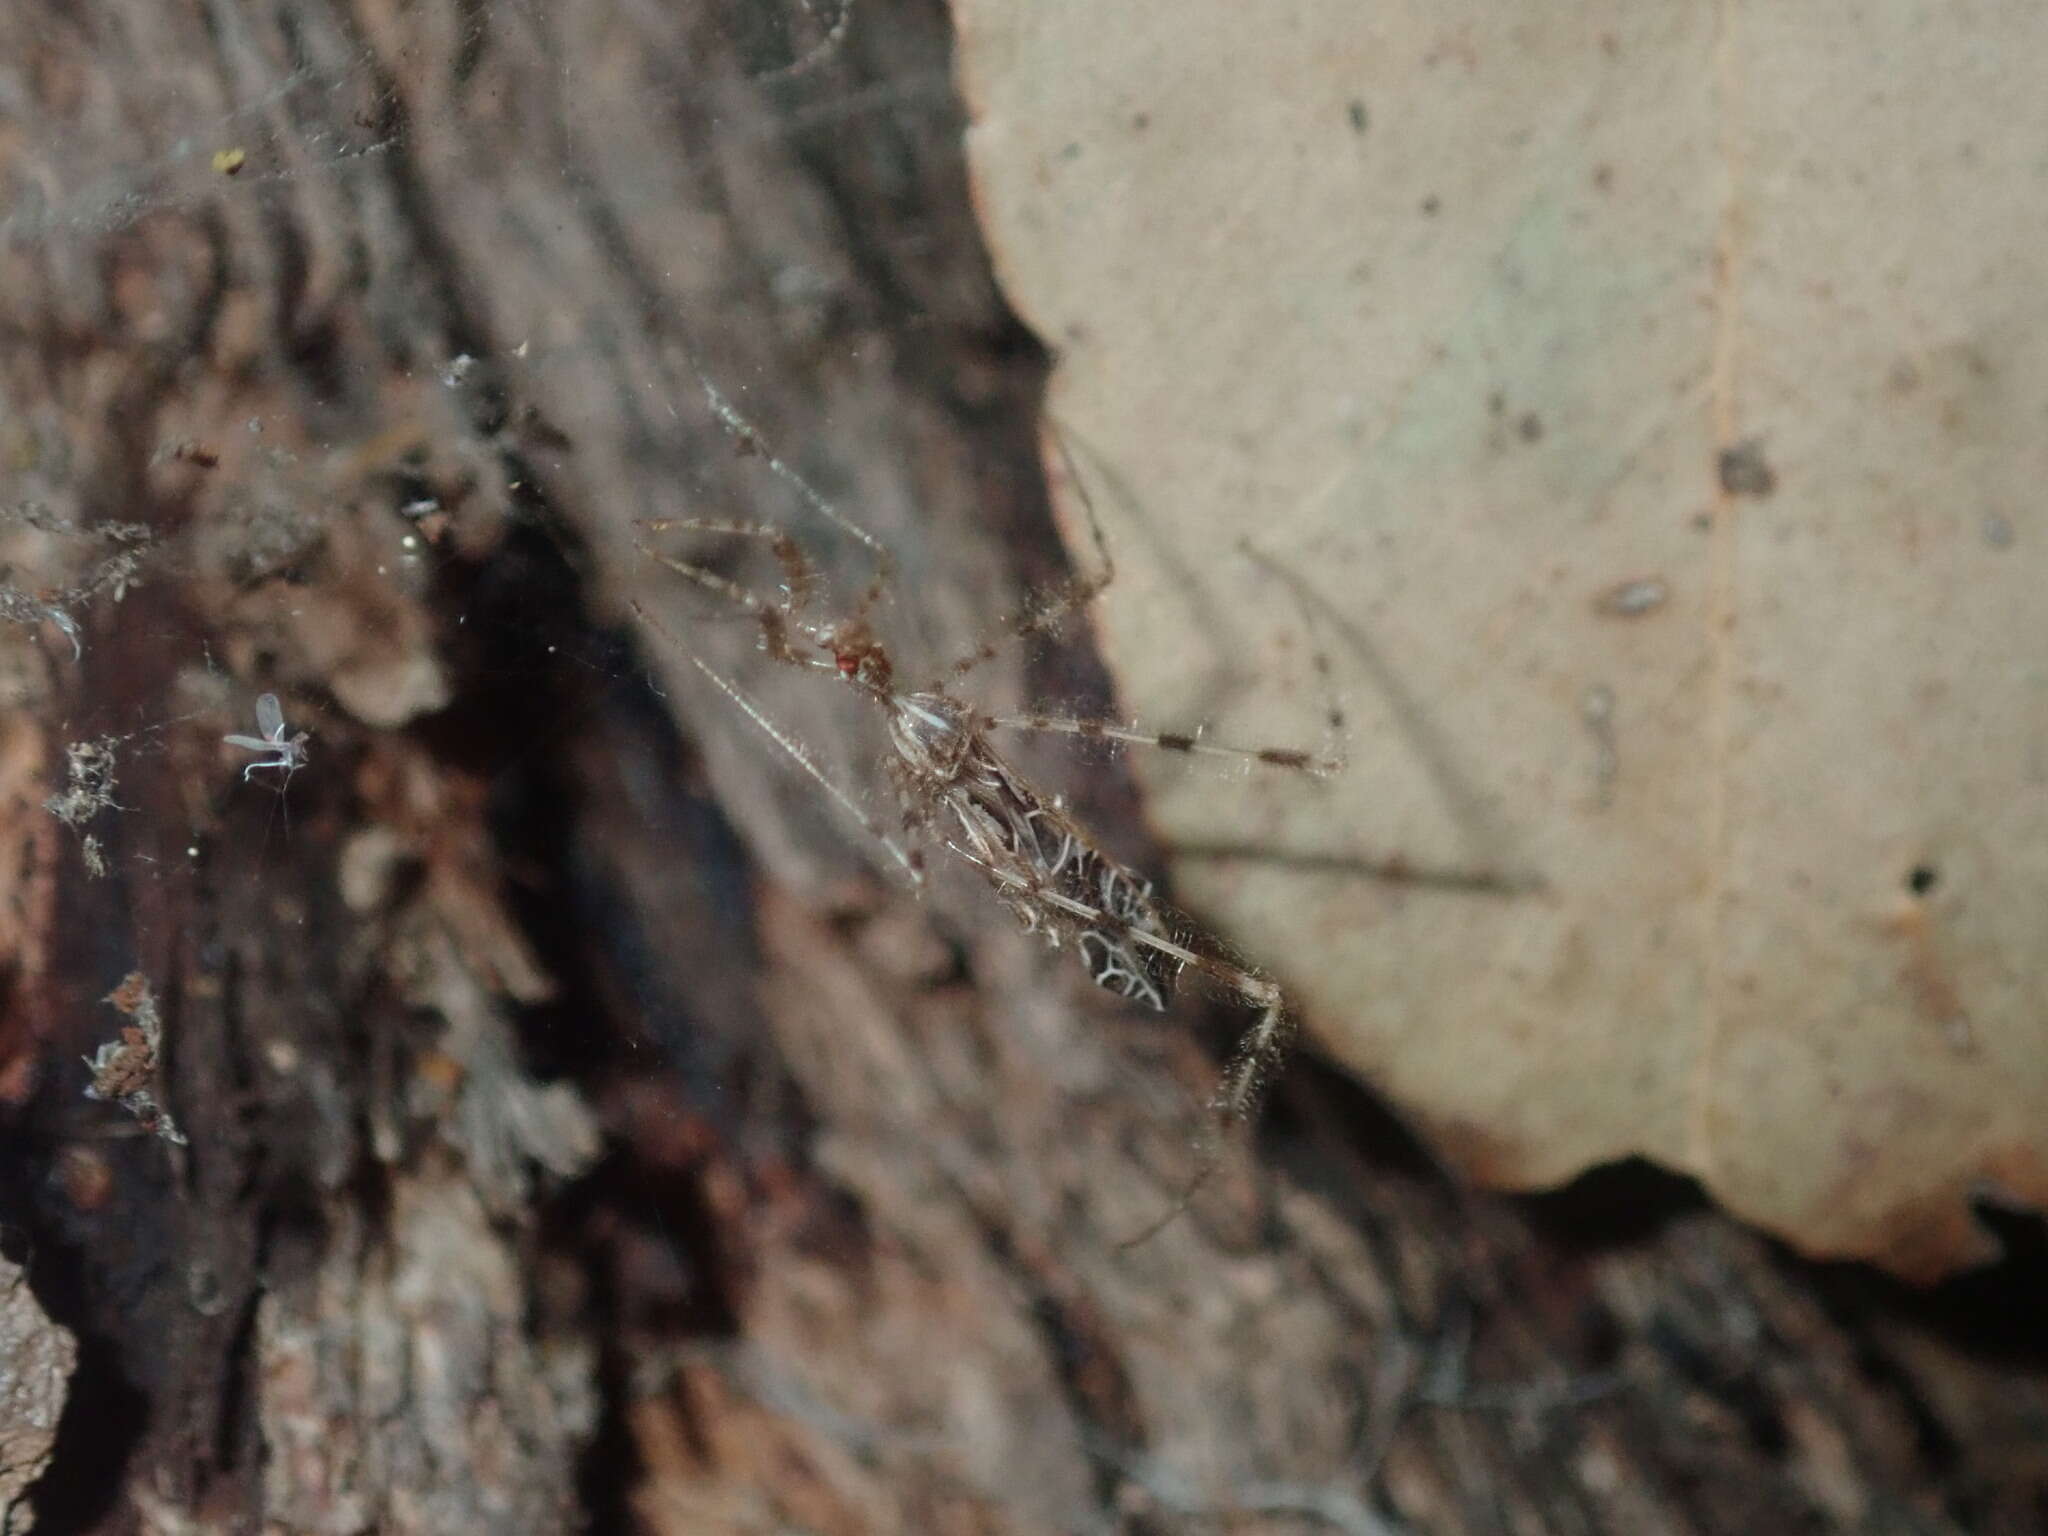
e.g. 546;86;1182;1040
956;1;2048;1277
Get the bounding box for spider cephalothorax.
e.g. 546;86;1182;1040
820;617;892;692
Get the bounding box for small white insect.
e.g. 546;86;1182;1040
223;693;310;784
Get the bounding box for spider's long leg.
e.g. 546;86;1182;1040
1111;981;1293;1252
936;420;1117;684
631;599;924;887
640;518;820;616
983;537;1351;779
636;539;845;668
1046;418;1117;602
984;712;1343;778
695;378;895;623
1238;539;1351;774
936;566;1116;685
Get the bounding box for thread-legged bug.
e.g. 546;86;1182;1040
632;381;1343;1232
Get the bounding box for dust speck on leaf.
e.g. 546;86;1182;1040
1717;438;1777;498
1594;576;1670;618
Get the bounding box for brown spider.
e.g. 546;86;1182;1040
631;380;1342;1231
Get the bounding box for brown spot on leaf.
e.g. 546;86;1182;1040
1717;439;1777;498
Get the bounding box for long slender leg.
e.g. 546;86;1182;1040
640;517;820;617
1238;538;1350;773
635;534;843;671
631;598;924;887
1047;419;1118;606
983;711;1344;777
695;378;896;627
1112;991;1296;1251
937;419;1118;684
983;535;1352;779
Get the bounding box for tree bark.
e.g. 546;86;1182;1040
0;2;2042;1533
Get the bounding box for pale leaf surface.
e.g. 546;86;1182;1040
954;0;2048;1278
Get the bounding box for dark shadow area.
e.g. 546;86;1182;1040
1517;1156;1715;1253
1269;1050;1450;1190
27;1328;150;1532
419;499;815;1529
1798;1200;2048;1369
0;1136;150;1534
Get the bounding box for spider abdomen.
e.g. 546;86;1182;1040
932;730;1182;1012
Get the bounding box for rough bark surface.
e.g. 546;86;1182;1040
0;3;2041;1534
0;1252;74;1535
